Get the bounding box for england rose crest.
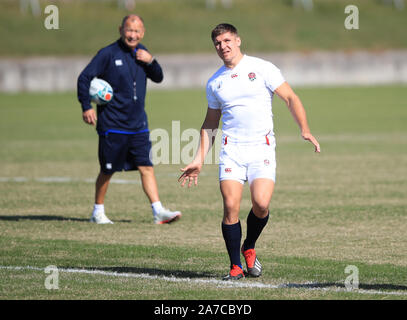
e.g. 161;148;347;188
248;72;256;81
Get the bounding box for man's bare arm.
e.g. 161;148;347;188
179;107;221;187
275;82;321;153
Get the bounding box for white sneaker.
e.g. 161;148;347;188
154;208;181;225
90;211;114;224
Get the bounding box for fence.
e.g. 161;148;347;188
1;50;407;92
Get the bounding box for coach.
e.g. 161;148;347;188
77;14;181;225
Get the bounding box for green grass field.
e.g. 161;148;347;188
0;86;407;300
2;0;407;56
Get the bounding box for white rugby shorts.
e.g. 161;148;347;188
219;136;276;185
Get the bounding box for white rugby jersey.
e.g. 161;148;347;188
206;55;285;143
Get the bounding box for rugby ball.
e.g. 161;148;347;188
89;78;113;105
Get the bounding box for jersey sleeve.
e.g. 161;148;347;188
206;81;221;109
263;61;285;92
77;47;110;112
138;43;163;83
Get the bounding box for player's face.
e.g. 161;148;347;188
120;18;145;50
213;32;242;65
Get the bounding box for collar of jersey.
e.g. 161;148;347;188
224;54;247;72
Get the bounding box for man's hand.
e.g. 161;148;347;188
302;132;321;153
178;162;202;188
136;49;154;64
83;109;97;126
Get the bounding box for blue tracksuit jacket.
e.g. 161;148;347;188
77;39;163;134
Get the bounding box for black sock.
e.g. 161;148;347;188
242;209;269;251
221;221;242;269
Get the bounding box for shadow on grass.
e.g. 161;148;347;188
0;215;132;223
283;282;407;292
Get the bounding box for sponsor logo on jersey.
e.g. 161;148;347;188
248;72;256;81
225;168;232;173
264;159;270;166
231;73;238;78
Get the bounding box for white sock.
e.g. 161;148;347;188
151;201;163;216
93;204;104;214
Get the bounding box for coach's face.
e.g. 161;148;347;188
120;17;145;50
213;32;242;66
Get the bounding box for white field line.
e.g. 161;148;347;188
1;265;406;296
0;176;142;184
0;173;211;185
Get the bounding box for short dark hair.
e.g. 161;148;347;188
211;23;238;42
